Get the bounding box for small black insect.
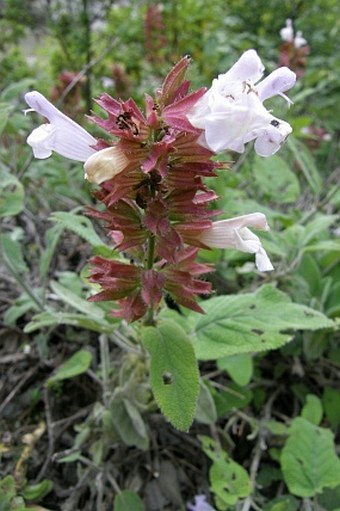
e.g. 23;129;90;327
270;120;280;127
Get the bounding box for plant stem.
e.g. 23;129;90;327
146;233;155;270
99;334;110;406
144;233;156;325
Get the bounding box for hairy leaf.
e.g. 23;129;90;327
200;435;251;506
114;490;145;511
141;320;199;431
190;285;335;360
281;417;340;497
252;154;300;203
51;211;104;247
48;350;92;385
301;394;323;425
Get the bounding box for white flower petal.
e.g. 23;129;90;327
294;31;307;48
219;49;265;84
203;106;249;153
25;91;97;161
256;247;274;272
251;121;292;157
26;124;55;159
257;67;296;103
84;146;129;184
280;19;294;42
199;213;273;271
254;133;281;156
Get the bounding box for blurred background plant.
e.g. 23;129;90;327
0;1;339;510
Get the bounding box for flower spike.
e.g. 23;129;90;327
25;52;296;320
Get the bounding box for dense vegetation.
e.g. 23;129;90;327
0;1;339;510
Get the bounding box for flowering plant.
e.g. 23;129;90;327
25;50;297;430
279;19;310;78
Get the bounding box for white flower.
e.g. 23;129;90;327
187;49;296;157
187;495;216;511
199;212;274;272
25;91;129;184
25;91;97;161
294;30;307;48
280;19;294;42
280;19;307;48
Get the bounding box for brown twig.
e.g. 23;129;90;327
0;365;39;415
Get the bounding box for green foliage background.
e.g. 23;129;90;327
0;0;339;510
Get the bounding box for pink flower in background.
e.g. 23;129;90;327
187;49;296;157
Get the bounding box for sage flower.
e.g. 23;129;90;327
199;212;274;272
280;18;294;42
280;19;307;48
25;56;280;322
25;91;97;161
187;49;296;156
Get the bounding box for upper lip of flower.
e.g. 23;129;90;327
24;90;97;161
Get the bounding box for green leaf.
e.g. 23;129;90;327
0;233;28;274
304;240;340;253
56;451;81;463
50;211;104;247
22;479;53;501
48;350;92;385
50;280;105;319
0;78;36;101
263;420;289;436
318;485;340;511
190;285;335;360
252;155;300;203
323;387;340;429
263;495;299;511
200;435;251;506
195;379;217;425
301;394;323;425
0;108;10;135
24;310;114;334
39;224;64;279
109;395;149;450
217;353;253;386
114;490;145;511
0;475;16;505
211;382;253;416
281;417;340;497
3;292;40;326
287;136;321;195
301;215;338;246
141;320;199;431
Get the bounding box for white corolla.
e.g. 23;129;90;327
24;91;130;183
200;212;274;271
187;49;296;157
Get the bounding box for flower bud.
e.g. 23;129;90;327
84;146;129;184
